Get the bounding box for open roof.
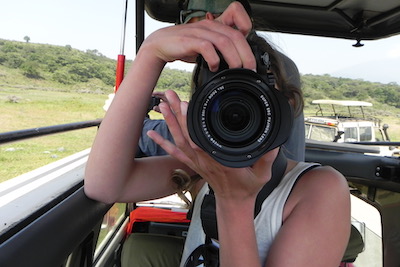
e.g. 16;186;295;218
144;0;400;41
312;100;373;107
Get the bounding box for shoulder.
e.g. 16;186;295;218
283;164;350;222
300;165;348;194
268;164;351;266
296;165;349;203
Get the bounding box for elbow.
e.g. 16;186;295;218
84;174;118;204
84;184;117;204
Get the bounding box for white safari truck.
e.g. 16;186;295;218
305;99;399;157
305;99;390;143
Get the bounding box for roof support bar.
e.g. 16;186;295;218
136;0;145;53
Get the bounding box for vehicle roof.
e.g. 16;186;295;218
144;0;400;41
312;100;373;107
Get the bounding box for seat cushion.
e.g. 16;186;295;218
121;233;185;267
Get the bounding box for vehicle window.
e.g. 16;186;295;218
359;126;373;141
305;124;311;139
344;127;358;142
96;203;126;250
309;125;336;141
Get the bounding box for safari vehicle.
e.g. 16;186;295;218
1;0;400;267
305;99;390;143
305;99;400;157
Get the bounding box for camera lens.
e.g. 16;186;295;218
207;89;265;147
188;68;292;168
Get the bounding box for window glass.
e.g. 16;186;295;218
96;203;126;250
359;126;373;141
344;127;358;142
305;124;311;138
309;125;336;141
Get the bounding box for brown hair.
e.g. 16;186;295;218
246;31;304;116
171;169;201;208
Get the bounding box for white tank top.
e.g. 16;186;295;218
180;162;319;266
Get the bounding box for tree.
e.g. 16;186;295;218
23;36;30;43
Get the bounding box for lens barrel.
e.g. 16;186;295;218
187;68;293;168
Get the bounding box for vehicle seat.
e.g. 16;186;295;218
121;209;364;266
121;207;189;267
121;233;184;267
341;224;365;264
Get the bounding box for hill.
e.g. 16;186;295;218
1;38;399;113
0;39;191;96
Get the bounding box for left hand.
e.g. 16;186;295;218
147;90;279;202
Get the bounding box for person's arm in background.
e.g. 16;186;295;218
137;117;173;157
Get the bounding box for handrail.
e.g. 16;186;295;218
0;119;102;145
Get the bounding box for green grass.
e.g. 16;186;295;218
0;87;107;182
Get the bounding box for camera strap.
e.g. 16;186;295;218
200;148;287;241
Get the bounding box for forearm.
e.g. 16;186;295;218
216;198;261;267
84;46;166;203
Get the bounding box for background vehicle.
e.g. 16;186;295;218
305;99;388;143
1;0;400;267
305;99;400;157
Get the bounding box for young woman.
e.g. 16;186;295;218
85;2;350;266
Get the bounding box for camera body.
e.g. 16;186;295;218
187;42;293;168
147;96;161;114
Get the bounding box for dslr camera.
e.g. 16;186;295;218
187;41;293;168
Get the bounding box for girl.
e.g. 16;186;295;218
85;2;350;266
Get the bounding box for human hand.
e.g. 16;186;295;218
147;90;277;202
214;1;253;37
140;12;256;72
151;91;167;113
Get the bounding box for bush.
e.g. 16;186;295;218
21;62;42;79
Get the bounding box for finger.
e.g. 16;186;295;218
214;2;256;70
158;95;195;157
153;106;162;113
164;90;182;117
163;91;195;150
164;92;191;142
146;24;219;65
180;23;242;70
216;2;252;36
205;12;215;21
152;91;167;101
151;92;167;113
147;130;193;165
178;101;193;143
193;20;256;70
162;91;210;166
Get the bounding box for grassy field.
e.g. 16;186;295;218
0;87;107;182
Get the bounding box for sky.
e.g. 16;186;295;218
1;0;400;85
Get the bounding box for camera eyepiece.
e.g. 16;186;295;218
187;43;293;168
